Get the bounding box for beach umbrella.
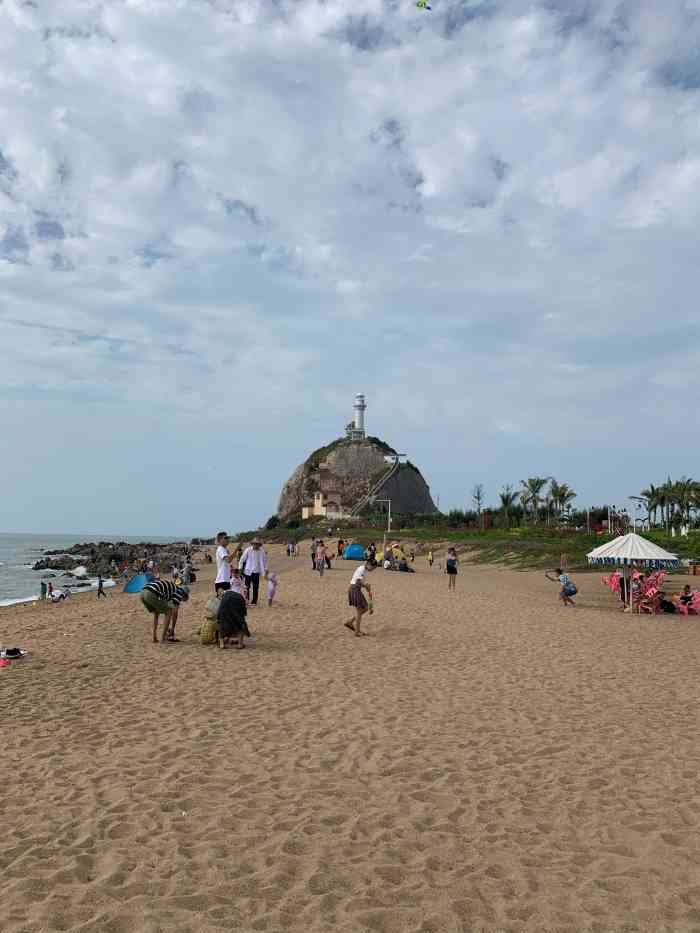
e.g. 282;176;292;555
587;533;679;610
123;572;155;594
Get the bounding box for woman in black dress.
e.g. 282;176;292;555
216;590;251;649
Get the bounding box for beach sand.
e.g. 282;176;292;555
2;546;700;932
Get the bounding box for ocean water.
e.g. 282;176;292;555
0;534;181;607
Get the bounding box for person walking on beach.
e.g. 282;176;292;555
427;549;434;568
310;539;317;570
40;580;47;601
545;568;577;607
97;575;106;599
215;531;235;595
140;580;190;643
446;548;459;590
239;538;268;606
316;539;327;577
345;558;375;637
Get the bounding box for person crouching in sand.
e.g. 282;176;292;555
345;558;375;637
545;568;577;607
217;589;250;649
140;580;190;643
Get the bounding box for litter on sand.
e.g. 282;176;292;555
0;648;27;659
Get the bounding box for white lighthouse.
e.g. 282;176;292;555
345;393;367;441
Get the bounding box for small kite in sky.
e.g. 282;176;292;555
416;0;432;9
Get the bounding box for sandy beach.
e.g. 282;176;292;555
3;546;700;932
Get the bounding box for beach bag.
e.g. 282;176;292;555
205;596;219;620
200;620;218;645
564;583;578;596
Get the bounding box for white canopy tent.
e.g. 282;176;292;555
587;533;680;611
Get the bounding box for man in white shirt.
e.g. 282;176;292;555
238;538;268;606
215;531;236;595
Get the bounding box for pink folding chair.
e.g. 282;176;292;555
677;592;700;616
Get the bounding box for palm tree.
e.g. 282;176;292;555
549;479;564;517
673;476;696;527
520;477;549;524
499;485;519;528
472;483;485;530
557;483;577;514
640;484;660;527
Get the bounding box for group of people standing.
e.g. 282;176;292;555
212;531;278;649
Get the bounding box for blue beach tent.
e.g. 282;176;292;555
123;572;155;594
343;543;366;561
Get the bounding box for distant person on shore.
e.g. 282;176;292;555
216;589;250;649
40;580;47;601
215;531;236;595
345;558;375;637
97;575;106;599
47;582;54;600
446;548;459;590
316;540;327;577
239;538;268;606
545;568;577;607
140;580;190;643
337;539;345;558
310;539;317;570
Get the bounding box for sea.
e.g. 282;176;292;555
0;533;182;607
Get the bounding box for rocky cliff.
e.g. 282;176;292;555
277;436;438;520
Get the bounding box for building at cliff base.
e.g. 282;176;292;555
277;395;439;522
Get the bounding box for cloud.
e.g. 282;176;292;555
1;0;700;533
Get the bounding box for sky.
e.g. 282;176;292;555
2;0;700;537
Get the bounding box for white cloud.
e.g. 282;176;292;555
1;0;700;532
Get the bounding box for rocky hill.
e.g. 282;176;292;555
277;436;439;521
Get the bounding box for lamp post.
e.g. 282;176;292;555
372;498;392;533
371;497;392;556
629;496;646;532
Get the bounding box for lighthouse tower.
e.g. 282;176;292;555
345;393;367;441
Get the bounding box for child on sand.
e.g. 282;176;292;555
267;571;278;606
229;567;249;603
446;548;458;590
545;568;577;606
345;558;375;637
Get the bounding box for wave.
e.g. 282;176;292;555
0;578;117;608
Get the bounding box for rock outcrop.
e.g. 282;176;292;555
277;436;438;521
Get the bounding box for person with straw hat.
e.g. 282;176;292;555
238;538;268;606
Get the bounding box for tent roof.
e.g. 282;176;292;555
587;533;679;568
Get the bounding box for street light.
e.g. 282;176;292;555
629;496;646;532
371;497;392;556
371;497;392;533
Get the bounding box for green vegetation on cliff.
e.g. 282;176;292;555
305;436;396;471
